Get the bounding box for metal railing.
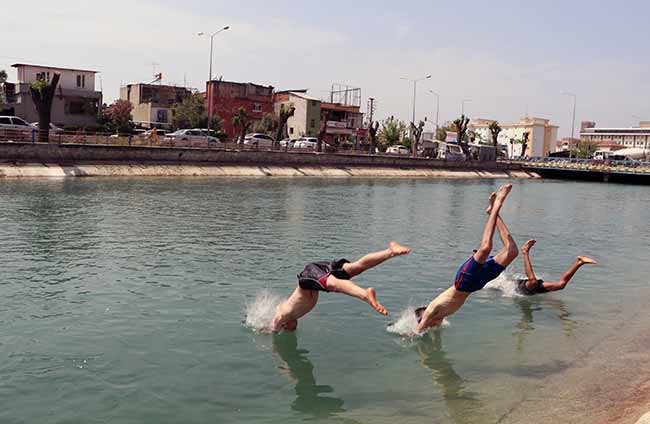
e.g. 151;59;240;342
516;156;650;175
0;129;450;158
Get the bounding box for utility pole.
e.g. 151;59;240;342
367;97;376;125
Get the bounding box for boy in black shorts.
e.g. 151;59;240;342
515;239;597;295
272;241;411;331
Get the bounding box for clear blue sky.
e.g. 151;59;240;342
3;0;649;136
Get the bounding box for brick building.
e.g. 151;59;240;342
205;80;274;139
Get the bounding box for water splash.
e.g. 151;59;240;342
484;272;525;298
244;289;283;333
387;306;450;337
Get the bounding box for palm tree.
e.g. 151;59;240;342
368;121;379;153
232;107;251;144
410;119;426;157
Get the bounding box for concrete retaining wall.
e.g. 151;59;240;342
0;142;540;178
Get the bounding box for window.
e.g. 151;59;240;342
11;118;28;126
82;75;86;88
0;117;11;125
77;75;82;87
289;127;294;134
310;119;316;128
156;109;168;123
252;103;262;113
68;100;85;115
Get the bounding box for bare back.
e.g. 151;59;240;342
273;287;319;329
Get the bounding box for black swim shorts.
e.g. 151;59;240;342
297;259;351;292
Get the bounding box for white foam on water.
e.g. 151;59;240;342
244;289;283;333
386;306;450;337
484;272;524;298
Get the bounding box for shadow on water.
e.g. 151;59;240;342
273;332;348;420
416;331;485;424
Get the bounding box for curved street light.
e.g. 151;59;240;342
198;26;230;135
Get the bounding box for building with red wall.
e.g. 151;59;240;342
205;80;274;139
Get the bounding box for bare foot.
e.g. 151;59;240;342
578;256;598;265
495;183;513;204
522;239;537;254
389;241;411;256
365;288;388;315
486;192;497;214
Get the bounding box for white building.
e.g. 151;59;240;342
580;123;650;150
471;117;558;158
11;63;102;128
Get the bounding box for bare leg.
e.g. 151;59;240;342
474;184;512;264
542;256;598;292
486;192;519;268
343;241;411;277
326;275;387;315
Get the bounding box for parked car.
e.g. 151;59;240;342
437;142;466;161
293;137;320;150
164;129;221;147
279;138;297;148
0;116;33;141
243;133;275;148
29;122;64;134
385;145;410;155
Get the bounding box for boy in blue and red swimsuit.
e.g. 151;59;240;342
417;184;519;333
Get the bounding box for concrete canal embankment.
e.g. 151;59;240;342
0;142;539;178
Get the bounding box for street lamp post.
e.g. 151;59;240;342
198;25;230;136
429;90;440;132
401;75;431;137
561;92;576;159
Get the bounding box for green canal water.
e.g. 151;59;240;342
0;178;648;423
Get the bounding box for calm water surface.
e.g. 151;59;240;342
0;178;648;424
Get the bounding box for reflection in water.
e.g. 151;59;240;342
273;333;345;419
514;297;578;355
416;331;484;424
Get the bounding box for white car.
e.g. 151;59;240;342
243;133;275;148
0;116;33;141
386;145;411;155
279;138;297;148
293;137;320;149
30;122;64;134
165;129;220;147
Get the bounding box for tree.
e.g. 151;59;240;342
435;127;447;141
520;132;529;158
102;99;134;134
0;69;7;109
317;110;332;152
379;116;406;146
29;73;61;143
410;119;426;157
172;93;205;129
275;103;295;148
232;107;251;144
368;121;379;153
253;113;278;135
488;121;502;148
572;139;598;159
452;114;470;154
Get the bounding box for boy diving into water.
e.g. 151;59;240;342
515;239;597;296
272;242;411;331
416;184;518;333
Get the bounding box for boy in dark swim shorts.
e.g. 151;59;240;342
272;241;411;331
515;239;597;296
417;184;518;333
